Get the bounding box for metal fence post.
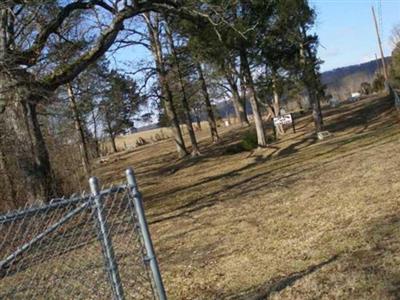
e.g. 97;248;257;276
125;168;167;300
89;177;125;300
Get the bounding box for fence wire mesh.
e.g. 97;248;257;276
0;170;162;300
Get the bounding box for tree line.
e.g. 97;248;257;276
0;0;326;209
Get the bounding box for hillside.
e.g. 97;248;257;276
321;58;391;99
95;94;400;299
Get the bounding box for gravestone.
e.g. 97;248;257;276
317;131;332;140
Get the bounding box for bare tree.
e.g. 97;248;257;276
67;83;90;177
143;13;189;157
165;21;201;156
195;61;220;142
0;1;224;201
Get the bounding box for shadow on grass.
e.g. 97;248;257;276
227;203;400;299
324;95;394;134
145;95;397;204
147;123;398;225
228;255;339;300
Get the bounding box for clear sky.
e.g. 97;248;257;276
112;1;400;74
311;0;400;71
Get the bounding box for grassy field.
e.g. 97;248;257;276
94;94;400;298
108;121;217;152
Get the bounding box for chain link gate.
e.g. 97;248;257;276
0;168;166;300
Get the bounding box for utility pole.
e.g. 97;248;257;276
371;6;389;81
375;53;381;75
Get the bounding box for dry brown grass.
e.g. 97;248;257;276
93;94;400;299
105;121;218;153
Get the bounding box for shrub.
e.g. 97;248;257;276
223;130;259;155
240;130;258;151
224;143;245;155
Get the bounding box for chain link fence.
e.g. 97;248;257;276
0;168;166;300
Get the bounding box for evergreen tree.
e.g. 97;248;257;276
100;71;143;153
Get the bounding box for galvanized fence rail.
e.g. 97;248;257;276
0;168;166;300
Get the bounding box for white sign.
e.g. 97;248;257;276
273;114;293;126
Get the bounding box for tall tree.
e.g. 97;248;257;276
144;13;189;158
0;0;230;201
239;47;268;146
175;10;249;126
234;1;272;147
67;83;90;176
100;70;143;153
223;60;249;125
165;21;201;156
277;0;324;131
166;15;222;138
390;39;400;88
195;61;220;142
299;26;324;132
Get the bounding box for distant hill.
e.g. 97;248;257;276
215;58;393;116
321;57;390;99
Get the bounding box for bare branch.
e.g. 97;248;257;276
15;1;96;65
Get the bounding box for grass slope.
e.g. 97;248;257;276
95;94;400;299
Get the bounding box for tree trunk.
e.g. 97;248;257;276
0;145;17;209
240;49;268;147
300;28;324;132
1;8;57;203
110;135;117;153
239;66;248;117
0;9;17;207
180;92;201;156
224;67;249;126
195;112;202;130
0;9;7;114
271;70;280;116
309;89;324;132
67;83;90;177
91;109;100;157
165;23;200;156
3;99;56;202
195;62;220;142
105;117;117;153
303;79;324;133
144;13;188;158
163;84;188;157
271;69;285;135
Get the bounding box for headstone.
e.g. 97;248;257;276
317;131;332;140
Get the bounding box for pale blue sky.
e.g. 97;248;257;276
112;1;400;73
311;0;400;71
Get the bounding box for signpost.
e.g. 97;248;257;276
272;113;296;139
273;114;293;127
